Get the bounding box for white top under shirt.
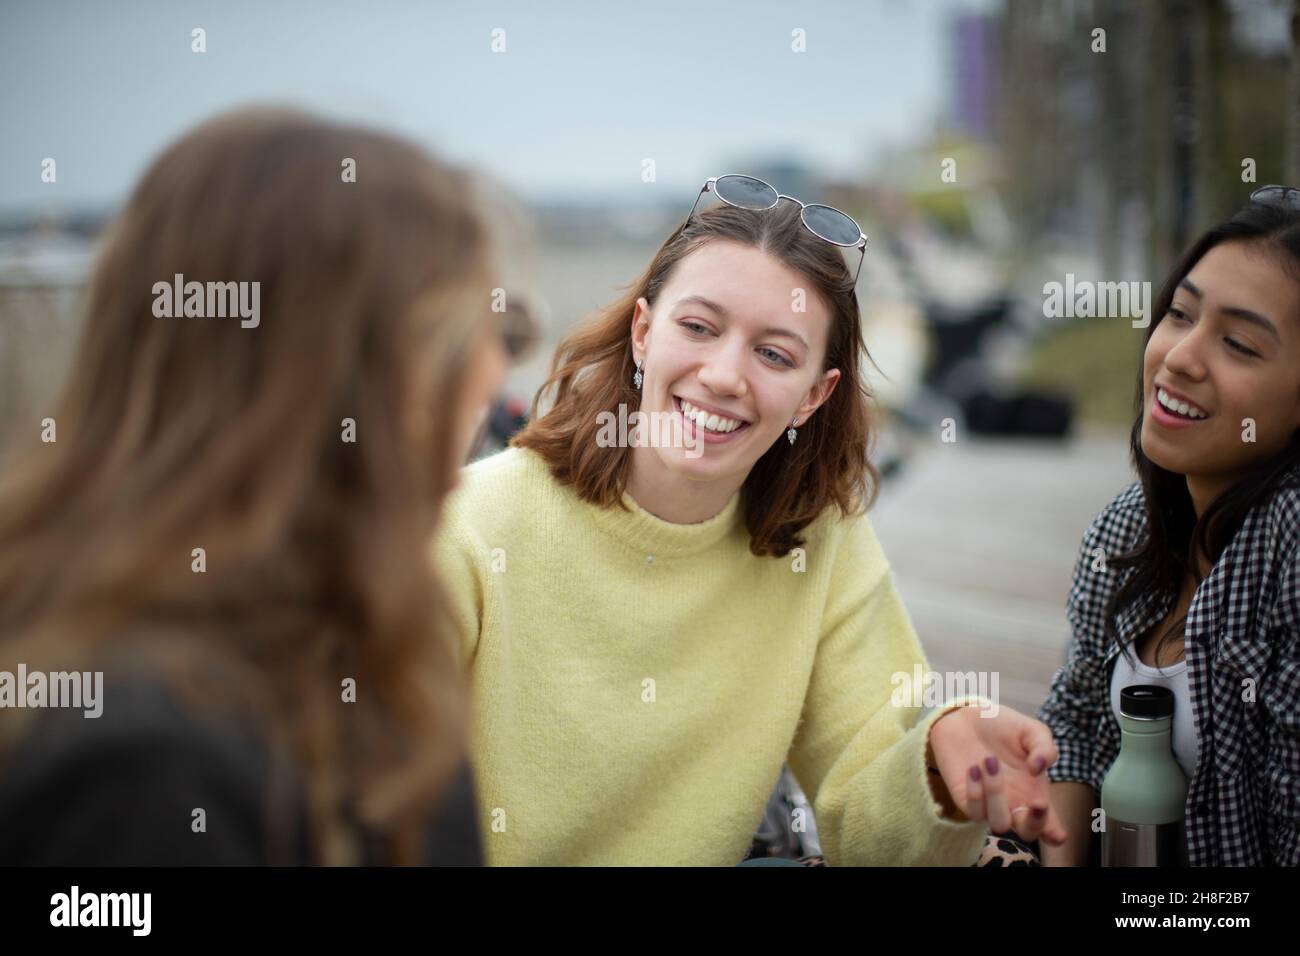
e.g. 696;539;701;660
1109;651;1199;781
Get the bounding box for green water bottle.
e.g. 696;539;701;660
1100;685;1188;866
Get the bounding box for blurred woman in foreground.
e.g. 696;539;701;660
0;108;526;864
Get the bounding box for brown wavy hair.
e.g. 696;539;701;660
513;200;880;556
0;107;499;864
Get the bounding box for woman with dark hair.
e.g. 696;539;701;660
0;107;530;864
1037;186;1300;866
433;175;1069;866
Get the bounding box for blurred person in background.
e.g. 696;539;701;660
0;107;529;865
1034;188;1300;867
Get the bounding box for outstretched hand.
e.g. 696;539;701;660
928;704;1068;847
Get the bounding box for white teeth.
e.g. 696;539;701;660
1157;387;1207;419
678;398;743;433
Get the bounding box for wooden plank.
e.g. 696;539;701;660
871;429;1134;718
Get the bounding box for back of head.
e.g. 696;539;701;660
0;107;498;863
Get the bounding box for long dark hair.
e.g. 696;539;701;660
1105;198;1300;662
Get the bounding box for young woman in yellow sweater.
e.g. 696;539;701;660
433;175;1069;865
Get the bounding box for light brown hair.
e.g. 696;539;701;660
0;107;498;863
513;201;880;556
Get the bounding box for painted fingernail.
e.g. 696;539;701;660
1032;806;1046;818
969;765;981;782
1033;756;1046;773
984;756;999;775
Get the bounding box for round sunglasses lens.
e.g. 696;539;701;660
1252;185;1300;210
802;205;861;245
715;175;778;210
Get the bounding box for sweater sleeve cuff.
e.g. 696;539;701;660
908;704;990;865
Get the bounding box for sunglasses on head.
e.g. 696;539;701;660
685;174;869;285
1250;184;1300;211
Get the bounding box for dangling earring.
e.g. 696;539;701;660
787;418;799;445
633;358;643;389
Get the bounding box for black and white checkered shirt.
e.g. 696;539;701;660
1037;465;1300;866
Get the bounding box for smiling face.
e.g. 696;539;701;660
629;239;841;490
1140;240;1300;501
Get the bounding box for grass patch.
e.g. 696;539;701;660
1018;319;1143;428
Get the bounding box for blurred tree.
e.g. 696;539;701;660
1288;0;1300;182
1190;0;1229;238
995;0;1290;284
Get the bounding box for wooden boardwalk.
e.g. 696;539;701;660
869;426;1135;719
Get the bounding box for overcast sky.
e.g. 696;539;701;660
0;0;996;215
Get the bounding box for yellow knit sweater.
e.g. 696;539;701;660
431;446;990;866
